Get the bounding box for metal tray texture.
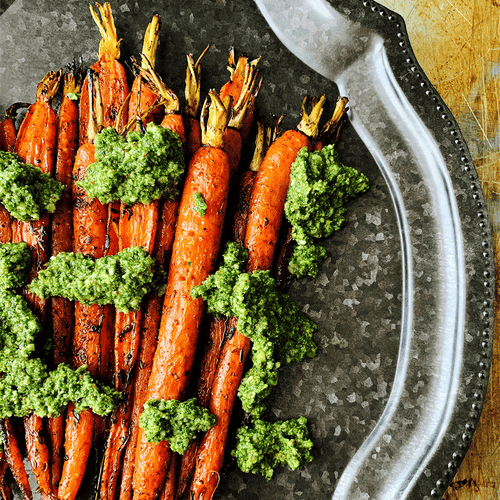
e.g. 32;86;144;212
0;1;495;499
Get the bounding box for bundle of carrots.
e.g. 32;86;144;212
0;3;352;500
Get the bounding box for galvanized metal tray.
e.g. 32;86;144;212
0;1;494;499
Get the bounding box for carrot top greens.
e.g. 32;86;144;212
77;123;185;205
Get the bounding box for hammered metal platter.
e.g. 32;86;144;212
0;1;494;499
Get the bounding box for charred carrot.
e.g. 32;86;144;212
47;62;84;492
10;69;61;500
224;62;262;176
100;180;160;500
220;49;261;141
188;97;326;500
118;198;179;500
184;46;210;158
58;404;94;500
0;419;32;500
160;453;179;500
175;122;270;500
12;70;61;321
0;453;12;500
79;2;129;144
57;72;110;500
100;20;168;494
132;91;231;500
0;103;29;244
275;97;348;290
24;415;55;498
129;15;163;127
0;102;29;152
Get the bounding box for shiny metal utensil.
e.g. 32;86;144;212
253;0;494;498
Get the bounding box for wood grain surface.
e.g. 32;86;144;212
377;1;500;499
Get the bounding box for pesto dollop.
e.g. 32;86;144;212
77;124;185;205
139;398;217;454
29;246;156;312
232;417;313;480
191;242;317;417
0;287;120;418
193;192;207;217
0;242;31;289
284;144;369;278
0;151;64;221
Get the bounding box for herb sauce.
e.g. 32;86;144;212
285;144;369;278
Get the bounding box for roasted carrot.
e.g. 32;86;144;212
100;19;167;495
24;415;55;499
274;97;348;290
0;103;29;244
47;62;84;492
160;453;179;500
0;103;31;500
58;404;94;500
12;69;61;321
79;2;129;145
118;198;179;500
175;122;270;500
224;62;262;176
132;91;231;500
184;46;210;158
0;452;12;500
100;190;160;500
129;15;163;127
0;102;29;152
57;71;110;500
0;419;32;500
220;49;261;141
10;69;61;500
188;97;326;500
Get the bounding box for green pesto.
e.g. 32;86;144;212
0;288;120;418
232;417;313;480
0;151;64;221
193;192;207;217
285;144;369;278
77;124;185;205
0;242;31;289
29;246;156;312
139;398;217;454
191;242;317;417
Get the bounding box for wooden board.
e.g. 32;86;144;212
377;1;500;498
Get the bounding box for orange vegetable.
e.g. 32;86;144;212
0;419;32;500
128;15;163;127
132;91;231;500
58;405;94;500
48;62;83;491
58;71;112;500
220;49;261;141
118;198;179;500
79;2;129;144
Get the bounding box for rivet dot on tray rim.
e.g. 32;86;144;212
359;1;496;497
